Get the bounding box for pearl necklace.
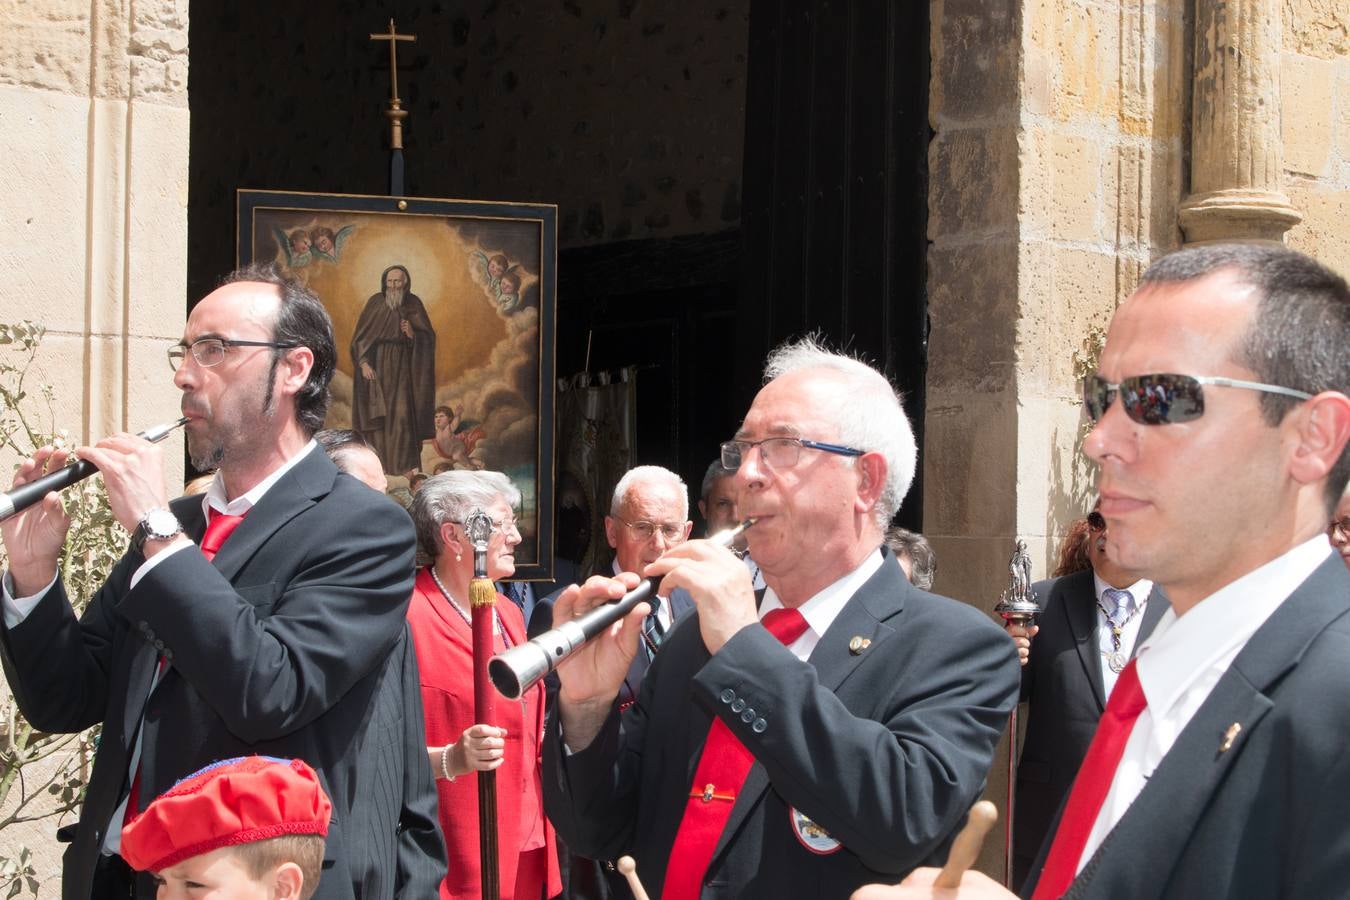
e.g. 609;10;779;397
429;566;510;647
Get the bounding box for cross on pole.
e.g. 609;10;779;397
370;18;416;150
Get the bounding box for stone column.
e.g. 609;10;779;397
1178;0;1302;243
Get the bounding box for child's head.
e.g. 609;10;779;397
121;756;331;899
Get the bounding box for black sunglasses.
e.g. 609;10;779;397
1082;373;1312;426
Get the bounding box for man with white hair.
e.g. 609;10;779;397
543;338;1020;899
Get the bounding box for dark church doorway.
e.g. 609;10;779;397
187;0;927;535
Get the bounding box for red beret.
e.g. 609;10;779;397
120;756;331;873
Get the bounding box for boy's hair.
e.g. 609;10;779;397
233;834;327;899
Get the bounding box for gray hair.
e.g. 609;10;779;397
1140;243;1350;508
884;526;937;591
411;470;521;559
610;465;689;520
700;458;737;502
763;336;918;529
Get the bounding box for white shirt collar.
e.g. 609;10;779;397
758;549;885;657
201;440;318;517
1136;534;1333;718
1091;573;1153;609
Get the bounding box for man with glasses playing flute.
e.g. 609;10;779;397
857;244;1350;900
543;338;1021;899
0;266;439;898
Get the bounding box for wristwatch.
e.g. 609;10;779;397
132;507;183;553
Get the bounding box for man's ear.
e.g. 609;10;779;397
697;499;708;521
271;861;305;899
1289;391;1350;486
854;452;888;515
604;515;619;550
277;346;315;400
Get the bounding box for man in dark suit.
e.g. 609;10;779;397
1007;510;1168;889
544;339;1020;898
316;428;447;898
855;243;1350;900
0;267;438;899
534;464;697;898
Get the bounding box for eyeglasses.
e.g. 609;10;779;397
1087;511;1106;531
485;515;519;535
1329;517;1350;543
1082;373;1312;426
168;338;299;371
720;437;865;470
615;517;687;543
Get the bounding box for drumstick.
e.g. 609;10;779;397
934;801;999;889
616;855;651;900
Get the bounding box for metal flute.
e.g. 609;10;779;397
488;517;757;700
0;417;190;522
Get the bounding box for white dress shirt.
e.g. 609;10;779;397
1092;574;1154;698
1076;535;1334;872
757;549;884;661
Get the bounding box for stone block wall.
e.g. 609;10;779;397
927;0;1189;879
1283;0;1350;261
0;1;189;892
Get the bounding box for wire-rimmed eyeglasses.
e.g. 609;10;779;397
720;437;865;470
168;338;299;371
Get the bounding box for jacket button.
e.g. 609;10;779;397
741;709;755;723
752;718;767;733
730;699;745;713
153;640;165;651
719;689;735;704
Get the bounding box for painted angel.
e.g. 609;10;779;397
469;249;512;300
310;224;356;262
274;226;314;269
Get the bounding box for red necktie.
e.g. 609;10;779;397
200;508;247;560
124;508;247;825
1032;659;1148;898
662;608;810;900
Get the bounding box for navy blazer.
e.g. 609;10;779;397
1023;556;1350;899
1013;571;1168;889
545;549;1020;898
0;449;441;899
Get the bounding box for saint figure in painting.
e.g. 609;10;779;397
351;264;437;473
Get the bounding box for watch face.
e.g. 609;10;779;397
145;509;180;538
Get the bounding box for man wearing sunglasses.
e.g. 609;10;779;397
544;339;1019;899
857;243;1350;900
1007;506;1168;890
0;266;436;898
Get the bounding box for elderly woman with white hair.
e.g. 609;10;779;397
406;470;560;900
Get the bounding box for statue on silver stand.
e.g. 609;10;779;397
994;539;1041;889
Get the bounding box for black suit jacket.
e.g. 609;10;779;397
0;449;440;899
1023;556;1350;899
544;550;1020;898
1012;571;1168;888
534;571;695;899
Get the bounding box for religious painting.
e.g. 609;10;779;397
237;189;557;579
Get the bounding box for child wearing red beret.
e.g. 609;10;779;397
120;756;331;900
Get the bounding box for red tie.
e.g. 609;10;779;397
1032;659;1148;898
662;608;810;900
124;508;247;826
200;508;247;560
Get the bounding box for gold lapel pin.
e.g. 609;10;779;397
1219;722;1242;753
848;636;871;655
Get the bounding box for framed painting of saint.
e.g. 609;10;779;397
237;189;557;580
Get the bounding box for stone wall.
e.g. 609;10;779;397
0;1;189;892
1283;0;1350;261
926;0;1188;879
